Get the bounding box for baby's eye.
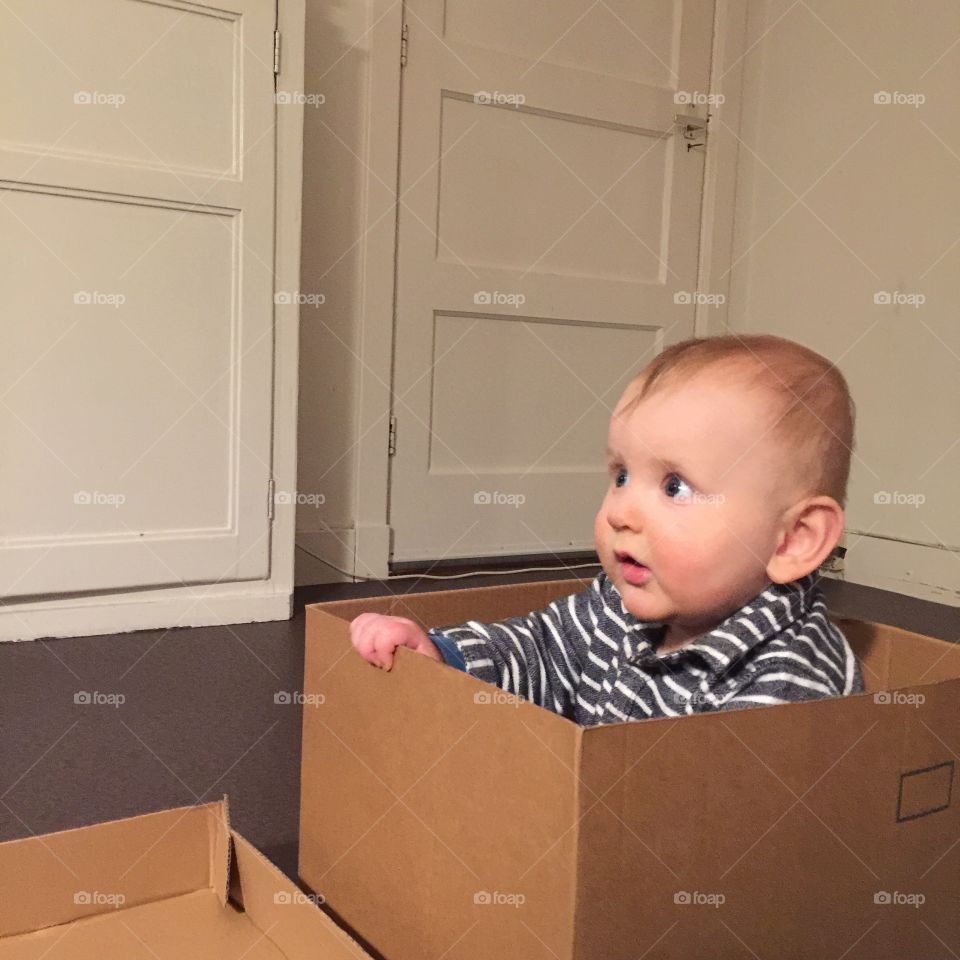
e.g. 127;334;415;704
613;467;628;488
663;472;693;501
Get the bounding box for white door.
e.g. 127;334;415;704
389;0;715;564
0;0;277;596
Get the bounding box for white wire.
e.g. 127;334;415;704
314;559;602;582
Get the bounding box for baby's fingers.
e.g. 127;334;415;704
350;614;388;668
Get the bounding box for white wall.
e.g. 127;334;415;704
723;0;959;604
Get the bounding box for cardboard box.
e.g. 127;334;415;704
300;578;960;960
0;798;370;959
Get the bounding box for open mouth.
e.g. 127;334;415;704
614;550;650;585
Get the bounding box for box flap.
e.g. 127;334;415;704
300;594;583;960
306;577;593;633
209;794;232;907
0;801;226;938
232;832;369;959
0;888;288;960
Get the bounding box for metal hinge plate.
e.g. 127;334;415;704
675;113;708;150
400;23;409;67
388;416;397;456
267;478;275;520
274;30;281;75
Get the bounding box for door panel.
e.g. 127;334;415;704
390;0;715;563
0;0;276;596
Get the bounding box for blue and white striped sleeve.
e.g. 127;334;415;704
425;577;601;717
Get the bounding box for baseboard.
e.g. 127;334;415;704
295;529;356;585
841;533;959;607
0;586;292;642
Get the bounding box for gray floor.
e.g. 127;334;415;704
2;567;957;883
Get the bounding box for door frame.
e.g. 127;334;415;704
0;0;307;641
346;0;751;579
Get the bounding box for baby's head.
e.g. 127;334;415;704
594;334;855;646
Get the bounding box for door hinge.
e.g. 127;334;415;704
274;30;281;76
267;478;275;520
675;113;708;150
388;416;397;456
400;23;409;68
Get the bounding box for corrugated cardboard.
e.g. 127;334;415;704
0;798;370;959
300;578;960;960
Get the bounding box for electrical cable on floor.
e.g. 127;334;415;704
314;559;603;582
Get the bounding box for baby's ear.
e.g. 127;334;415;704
766;495;845;584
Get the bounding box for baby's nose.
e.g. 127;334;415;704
607;499;641;532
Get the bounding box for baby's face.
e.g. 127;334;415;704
594;369;795;642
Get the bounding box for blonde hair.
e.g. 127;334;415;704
623;334;856;507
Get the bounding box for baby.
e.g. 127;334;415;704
351;333;864;725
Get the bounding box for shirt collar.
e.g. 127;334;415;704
613;573;821;678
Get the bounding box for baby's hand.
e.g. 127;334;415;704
350;613;443;671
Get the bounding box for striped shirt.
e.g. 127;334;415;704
427;571;863;726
